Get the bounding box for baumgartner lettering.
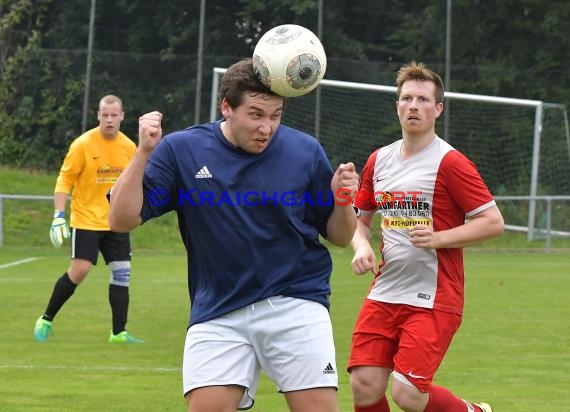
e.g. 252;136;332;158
355;190;424;207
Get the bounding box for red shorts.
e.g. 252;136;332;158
348;299;462;392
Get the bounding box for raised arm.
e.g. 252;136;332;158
326;162;359;247
108;111;163;232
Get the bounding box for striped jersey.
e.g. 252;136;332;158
55;127;136;230
140;120;336;326
354;137;495;315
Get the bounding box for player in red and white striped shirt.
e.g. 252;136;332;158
348;62;504;412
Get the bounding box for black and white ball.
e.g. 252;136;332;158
253;24;327;98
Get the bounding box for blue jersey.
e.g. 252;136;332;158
140;120;336;326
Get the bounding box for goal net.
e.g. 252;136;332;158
210;68;570;241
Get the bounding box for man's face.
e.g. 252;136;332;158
221;92;284;154
97;101;124;139
396;80;443;137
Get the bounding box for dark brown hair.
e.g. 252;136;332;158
218;58;281;108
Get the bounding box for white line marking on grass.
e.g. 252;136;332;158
0;364;178;372
0;257;42;270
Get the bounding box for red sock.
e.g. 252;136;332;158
424;385;479;412
354;395;391;412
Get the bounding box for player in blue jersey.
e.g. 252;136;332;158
108;58;359;412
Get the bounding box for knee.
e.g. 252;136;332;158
391;379;428;412
109;261;131;287
68;259;92;284
391;384;415;411
350;367;389;405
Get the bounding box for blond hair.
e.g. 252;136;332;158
99;95;123;110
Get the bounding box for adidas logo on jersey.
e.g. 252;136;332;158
322;362;336;374
195;166;212;179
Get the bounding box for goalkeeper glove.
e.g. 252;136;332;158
50;210;70;248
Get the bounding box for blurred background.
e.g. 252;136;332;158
3;0;568;246
1;0;568;170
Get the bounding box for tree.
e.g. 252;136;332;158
0;0;568;170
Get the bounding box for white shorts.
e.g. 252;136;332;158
182;296;338;410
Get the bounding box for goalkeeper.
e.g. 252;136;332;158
33;95;142;344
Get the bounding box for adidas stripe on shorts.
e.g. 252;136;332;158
182;296;338;409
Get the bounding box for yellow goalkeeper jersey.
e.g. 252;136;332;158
55;127;136;230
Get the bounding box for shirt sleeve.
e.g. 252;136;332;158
354;149;379;212
439;150;496;217
140;137;179;223
54;139;84;194
305;142;335;237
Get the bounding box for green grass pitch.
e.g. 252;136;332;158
1;243;569;411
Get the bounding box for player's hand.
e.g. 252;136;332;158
351;244;377;275
49;210;70;248
409;224;438;249
138;111;163;154
332;162;359;204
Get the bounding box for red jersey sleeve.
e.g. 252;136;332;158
354;149;379;212
439;150;495;216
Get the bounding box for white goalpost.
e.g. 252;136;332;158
210;67;570;244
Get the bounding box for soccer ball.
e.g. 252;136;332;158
253;24;327;98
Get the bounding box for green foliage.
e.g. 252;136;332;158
0;0;569;170
0;0;86;169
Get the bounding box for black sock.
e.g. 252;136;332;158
109;284;129;335
43;272;77;322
